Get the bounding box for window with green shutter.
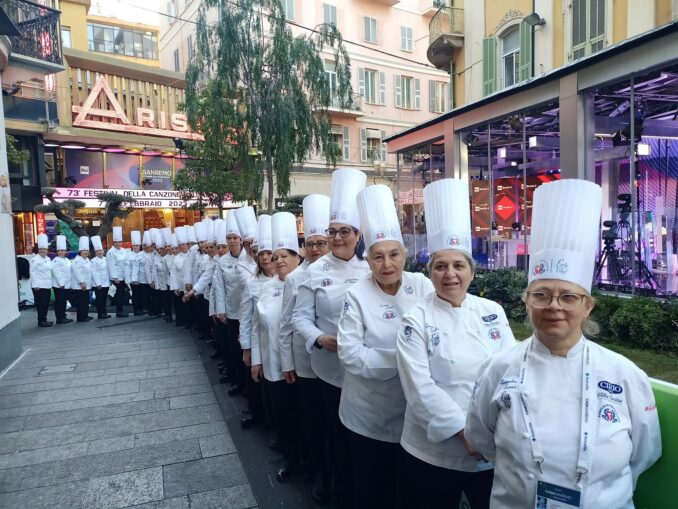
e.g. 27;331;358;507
519;21;532;81
482;36;497;96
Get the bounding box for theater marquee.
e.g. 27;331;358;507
45;187;234;209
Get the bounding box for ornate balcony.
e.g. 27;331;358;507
427;6;464;72
327;93;364;119
1;0;63;71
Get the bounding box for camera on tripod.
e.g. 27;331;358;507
602;220;618;242
618;194;631;223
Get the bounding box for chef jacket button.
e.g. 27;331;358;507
523;392;530;398
527;473;535;480
522;432;530;439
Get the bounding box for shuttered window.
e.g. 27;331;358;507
482;37;497;96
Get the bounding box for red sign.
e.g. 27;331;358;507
36;212;46;234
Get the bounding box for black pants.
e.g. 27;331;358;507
53;287;69;321
32;288;51;323
401;448;493;509
173;292;185;326
148;287;161;315
112;280;127;314
225;319;246;387
74;289;91;321
269;379;299;462
139;283;150;312
161;289;172;319
347;429;409;509
131;283;143;313
94;287;109;317
297;376;328;476
197;296;210;337
184;297;196;327
318;379;353;509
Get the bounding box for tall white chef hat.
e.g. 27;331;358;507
204;219;216;244
170;233;178;248
131;230;141;246
225;210;241;238
79;236;90;252
424;178;472;256
302;194;330;240
161;227;172;246
357;185;403;251
256;215;272;252
329;168;367;230
142;230;153;247
234;206;258;240
186;225;197;243
112;226;123;242
214;219;227;246
152;229;164;248
194;221;207;242
91;235;103;251
529;179;602;293
37;233;49;250
175;226;187;244
56;235;67;251
272;212;299;254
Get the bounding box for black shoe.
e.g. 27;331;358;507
219;376;232;384
209;352;220;360
217;361;227;368
218;367;228;376
206;338;215;345
98;314;111;319
56;318;73;324
116;313;129;318
268;438;279;452
227;385;244;397
38;321;53;327
134;311;145;316
77;316;93;322
276;460;296;483
240;414;257;429
311;474;329;504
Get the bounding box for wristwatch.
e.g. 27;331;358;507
313;337;323;349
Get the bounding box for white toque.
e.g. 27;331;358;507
37;233;49;250
56;235;67;251
357;184;403;250
528;179;602;293
234;206;258;240
225;210;241;238
256;215;272;252
272;212;299;254
78;236;90;252
91;235;103;251
112;226;123;242
329;168;367;229
175;226;187;245
302;194;330;240
423;178;472;256
131;230;141;246
186;225;197;243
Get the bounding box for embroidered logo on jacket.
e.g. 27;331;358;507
402;325;413;341
489;328;501;340
404;285;413;295
321;262;330;272
598;381;623;394
383;311;397;320
321;278;332;287
482;314;498;322
342;301;351;317
599;405;620;423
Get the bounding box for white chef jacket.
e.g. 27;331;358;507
207;254;220;316
192;255;215;296
137;251;148;284
465;335;662;509
293;253;370;388
169;252;186;292
183;244;199;286
153;252;168;290
279;260;314;378
30;255;53;289
251;277;286;382
144;251;157;286
106;247;127;281
71;255;92;290
51;256;71;289
164;253;174;290
239;273;274;349
338;272;434;443
396;292;515;470
214;250;256;320
91;256;110;287
124;251;139;284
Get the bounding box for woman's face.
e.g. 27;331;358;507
180;243;189;253
79;250;90;258
273;249;300;279
368;241;406;289
328;222;359;260
57;249;66;257
258;250;274;272
95;249;104;257
430;250;474;306
525;279;593;343
305;235;329;263
227;234;242;254
38;248;49;257
217;244;228;256
132;245;141;253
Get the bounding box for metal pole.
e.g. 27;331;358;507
629;77;636;295
522;112;528;274
488;123;494;269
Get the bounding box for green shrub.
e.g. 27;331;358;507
475;268;528;322
591;293;624;338
609;297;678;352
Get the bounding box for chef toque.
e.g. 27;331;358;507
112;226;123;242
529;179;602;293
78;236;90;252
225;210;241;238
272;212;299;254
186;225;197;243
142;230;153;247
424;178;472;256
329;168;367;229
194;221;207;242
91;235;103;251
56;235;67;251
234;206;258;240
161;227;172;246
131;230;141;246
215;219;227;246
302;194;330;240
37;233;49;250
357;185;402;250
256;215;272;252
175;226;187;244
204;219;216;243
152;229;164;248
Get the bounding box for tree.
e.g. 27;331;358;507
6;135;30;166
185;0;352;212
35;188;137;239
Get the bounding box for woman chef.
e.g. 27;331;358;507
465;179;661;509
396;178;515;509
337;184;433;509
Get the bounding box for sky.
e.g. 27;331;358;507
89;0;161;26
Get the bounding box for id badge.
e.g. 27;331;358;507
534;480;581;509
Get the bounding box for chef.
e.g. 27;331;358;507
279;194;331;503
170;226;189;327
465;179;662;509
71;236;93;323
106;226;129;318
126;230;144;316
292;168;370;509
183;223;202;328
184;220;218;337
396;178;515;509
152;229;169;320
138;230;153;315
30;233;53;327
51;234;73;325
90;235;111;320
337;184;433;509
163;229;177;322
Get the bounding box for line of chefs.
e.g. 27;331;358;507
29;168;661;509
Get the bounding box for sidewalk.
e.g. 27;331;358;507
0;310;257;508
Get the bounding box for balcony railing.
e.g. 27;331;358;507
429;6;464;47
1;0;62;66
329;93;362;112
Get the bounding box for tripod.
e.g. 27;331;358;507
595;235;626;282
629;188;660;289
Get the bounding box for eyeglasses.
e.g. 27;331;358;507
325;227;355;239
243;241;253;248
304;240;328;250
526;291;587;310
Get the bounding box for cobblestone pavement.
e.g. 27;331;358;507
0;310;258;509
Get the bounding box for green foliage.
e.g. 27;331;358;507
6;135;30;166
609;297;678;352
185;0;353;211
96;192;137;205
474;268;528;322
590;292;624;337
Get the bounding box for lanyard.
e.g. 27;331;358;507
518;338;594;488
